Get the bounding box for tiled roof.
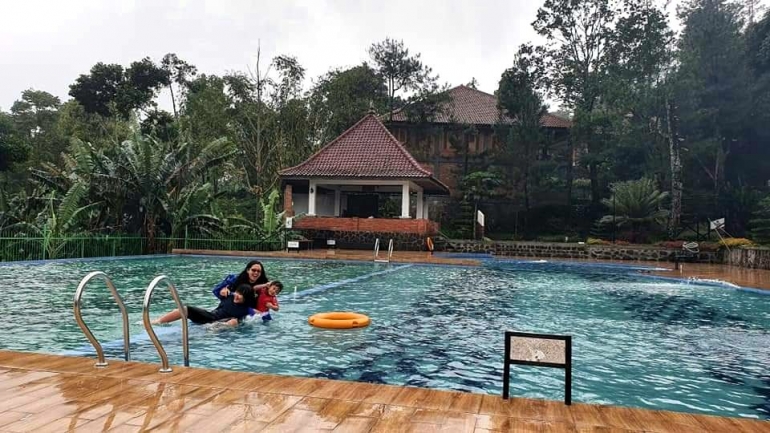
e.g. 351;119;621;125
540;113;572;128
280;114;449;192
390;85;572;128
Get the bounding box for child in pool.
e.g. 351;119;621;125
255;281;283;322
153;284;256;327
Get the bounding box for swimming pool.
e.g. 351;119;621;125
0;255;768;420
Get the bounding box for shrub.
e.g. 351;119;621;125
586;237;611;245
719;238;755;248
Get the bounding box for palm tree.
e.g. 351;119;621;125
599;178;669;243
32;138;122;231
114;130;235;250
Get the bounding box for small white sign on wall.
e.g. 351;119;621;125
285;217;293;229
326;239;336;246
477;210;485;226
287;241;299;249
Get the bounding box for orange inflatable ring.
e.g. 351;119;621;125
426;237;434;251
308;312;370;329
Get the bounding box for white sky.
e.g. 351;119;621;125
0;0;682;112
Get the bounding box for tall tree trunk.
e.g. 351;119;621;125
144;212;155;254
589;162;600;207
169;85;178;119
388;78;395;121
523;145;531;213
463;135;469;176
714;139;728;212
666;99;682;239
565;137;574;224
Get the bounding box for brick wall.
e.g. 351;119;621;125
293;216;439;235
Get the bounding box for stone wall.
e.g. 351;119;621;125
724;248;770;269
444;240;720;263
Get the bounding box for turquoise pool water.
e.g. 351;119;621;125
0;256;768;420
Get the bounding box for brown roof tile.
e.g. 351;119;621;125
390;85;571;128
280;114;450;193
540;113;572;128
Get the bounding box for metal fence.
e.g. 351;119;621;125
0;233;283;262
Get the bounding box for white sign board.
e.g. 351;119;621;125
709;218;725;230
287;241;299;249
476;210;485;226
326;239;336;246
285;217;293;229
509;336;566;365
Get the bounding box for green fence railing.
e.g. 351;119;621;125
0;234;284;263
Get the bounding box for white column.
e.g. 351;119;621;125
424;196;430;219
401;182;410;218
334;189;341;216
416;189;424;219
308;180;317;216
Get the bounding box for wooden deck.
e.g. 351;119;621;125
0;351;766;432
174;248;770;291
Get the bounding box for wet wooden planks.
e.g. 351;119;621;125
0;350;767;432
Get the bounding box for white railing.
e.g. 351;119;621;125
374;238;394;263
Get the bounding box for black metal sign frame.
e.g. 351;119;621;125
503;331;572;405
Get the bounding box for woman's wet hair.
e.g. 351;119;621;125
234;260;268;287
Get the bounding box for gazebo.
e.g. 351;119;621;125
279;111;450;250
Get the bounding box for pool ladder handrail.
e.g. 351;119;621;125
73;271;130;367
374;238;394;263
142;275;189;373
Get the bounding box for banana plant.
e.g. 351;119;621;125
6;182;100;258
227;188;288;243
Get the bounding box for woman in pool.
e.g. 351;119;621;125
211;260;268;299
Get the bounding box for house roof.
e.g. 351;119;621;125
279;114;450;194
389;85;572;128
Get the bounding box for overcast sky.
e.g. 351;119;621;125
0;0;681;112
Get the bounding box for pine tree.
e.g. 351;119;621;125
749;197;770;244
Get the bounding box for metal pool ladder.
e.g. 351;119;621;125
374;238;394;263
142;275;189;373
73;271;130;367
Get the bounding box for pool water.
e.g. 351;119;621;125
0;256;768;420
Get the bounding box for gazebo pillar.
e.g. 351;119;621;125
308;180;317;216
334;189;341;216
401;183;410;218
416;188;424;219
424;196;430;219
